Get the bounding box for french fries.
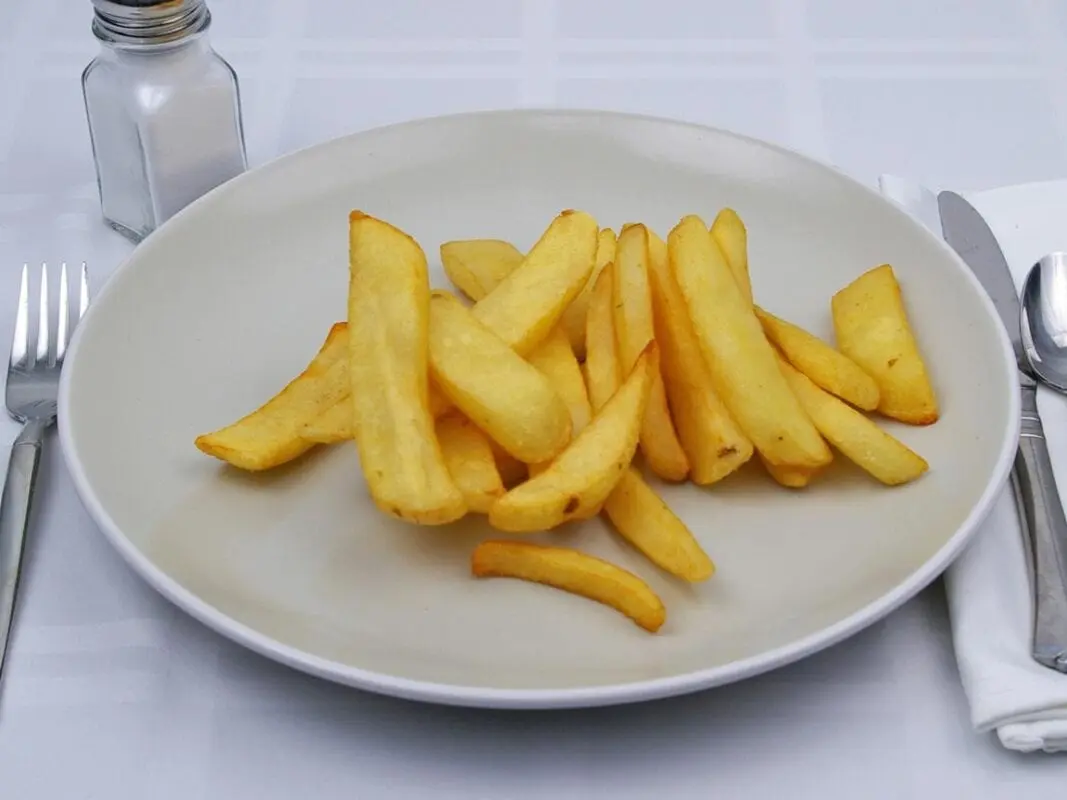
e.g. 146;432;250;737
436;413;507;512
347;212;466;525
488;343;656;532
603;467;715;582
711;208;752;306
198;205;944;636
755;306;880;411
831;265;939;425
195;322;351;471
582;269;621;412
440;239;524;301
471;209;598;356
471;540;666;632
428;290;571;464
669;214;832;469
777;355;929;485
646;230;753;485
560;227;617;359
526;327;591;438
614;224;689;481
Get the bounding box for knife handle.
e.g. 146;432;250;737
1015;385;1067;672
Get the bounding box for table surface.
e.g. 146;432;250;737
4;0;1067;797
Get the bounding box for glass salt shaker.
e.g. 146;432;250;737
81;0;247;242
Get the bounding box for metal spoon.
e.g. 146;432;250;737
1019;251;1067;671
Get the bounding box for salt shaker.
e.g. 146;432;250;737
81;0;247;242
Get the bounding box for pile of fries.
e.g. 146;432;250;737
195;208;939;634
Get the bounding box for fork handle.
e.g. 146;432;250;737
0;419;46;686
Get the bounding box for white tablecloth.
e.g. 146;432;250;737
3;0;1067;796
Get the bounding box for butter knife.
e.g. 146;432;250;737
938;190;1067;673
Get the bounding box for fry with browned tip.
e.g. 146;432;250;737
195;322;350;470
776;354;929;485
831;264;939;425
488;342;657;532
646;229;753;485
471;540;666;632
346;211;466;525
669;214;831;470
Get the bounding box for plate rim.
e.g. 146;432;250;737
56;107;1021;709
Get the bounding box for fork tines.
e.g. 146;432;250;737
11;262;90;370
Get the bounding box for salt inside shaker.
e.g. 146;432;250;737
81;0;247;242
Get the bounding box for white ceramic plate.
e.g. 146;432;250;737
59;110;1018;709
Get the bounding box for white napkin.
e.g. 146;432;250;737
878;174;1067;753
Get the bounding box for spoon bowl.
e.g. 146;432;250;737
1022;252;1067;391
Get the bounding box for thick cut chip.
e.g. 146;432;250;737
428;290;571;464
777;355;929;485
488;343;657;532
646;230;753;485
471;540;666;632
710;208;752;306
755;306;880;411
526;327;591;439
582;268;622;412
561;227;618;359
300;396;352;444
471;209;598;356
669;214;831;469
346;212;466;525
831;264;939;425
613;224;689;481
603;467;715;582
195;322;350;471
440;239;524;301
436;413;506;513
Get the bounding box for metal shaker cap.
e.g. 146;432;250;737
90;0;211;45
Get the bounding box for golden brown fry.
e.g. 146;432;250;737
603;467;715;582
471;209;598;356
525;327;591;437
300;396;352;444
831;264;939;425
561;227;618;359
488;343;657;532
582;268;622;412
440;239;524;301
646;230;753;485
669;214;831;469
614;224;689;481
755;306;880;411
760;455;820;488
777;355;929;485
710;208;752;306
436;413;506;513
428;290;571;464
471;540;666;633
347;212;466;525
195;322;350;471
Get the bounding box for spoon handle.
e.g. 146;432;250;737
1015;384;1067;672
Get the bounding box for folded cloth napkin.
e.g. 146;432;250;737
879;174;1067;753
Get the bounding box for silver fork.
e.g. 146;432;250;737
0;263;90;685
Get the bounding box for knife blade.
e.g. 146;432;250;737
938;189;1067;674
937;190;1026;371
